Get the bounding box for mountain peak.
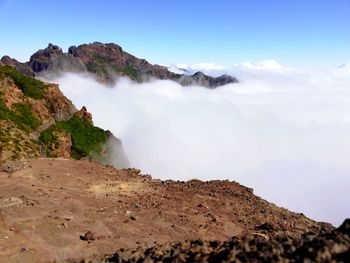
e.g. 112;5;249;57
1;42;238;88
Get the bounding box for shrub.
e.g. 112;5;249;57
39;115;107;159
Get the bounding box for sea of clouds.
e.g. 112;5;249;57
49;61;350;226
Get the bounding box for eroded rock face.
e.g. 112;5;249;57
44;83;77;121
1;43;238;88
29;43;86;75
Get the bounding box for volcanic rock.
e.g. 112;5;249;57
1;42;238;88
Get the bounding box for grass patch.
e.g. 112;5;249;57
39;115;107;159
91;55;114;64
122;66;139;80
0;65;47;99
0;100;40;131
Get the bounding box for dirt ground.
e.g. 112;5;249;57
0;159;331;262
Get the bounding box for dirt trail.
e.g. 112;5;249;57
0;159;331;262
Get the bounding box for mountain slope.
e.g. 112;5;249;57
0;158;333;262
1;43;238;88
0;65;128;167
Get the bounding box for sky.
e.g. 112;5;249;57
0;0;349;68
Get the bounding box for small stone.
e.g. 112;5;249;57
80;231;96;241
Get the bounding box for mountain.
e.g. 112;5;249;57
1;43;238;88
0;65;128;167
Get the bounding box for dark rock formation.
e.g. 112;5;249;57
29;43;87;75
77;219;350;262
1;43;238;88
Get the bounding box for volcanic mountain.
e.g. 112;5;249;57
1;43;238;88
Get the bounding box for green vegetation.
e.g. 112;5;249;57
86;55;114;76
122;66;139;80
0;99;40;131
91;55;114;64
39;115;107;159
86;62;108;75
0;65;47;99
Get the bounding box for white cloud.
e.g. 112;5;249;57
338;62;350;70
50;67;350;226
235;59;283;70
170;62;225;73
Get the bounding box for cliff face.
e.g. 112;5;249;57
0;65;128;166
1;43;238;88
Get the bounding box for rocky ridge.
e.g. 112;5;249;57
1;43;238;88
0;65;128;166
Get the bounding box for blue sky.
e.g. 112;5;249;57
0;0;349;67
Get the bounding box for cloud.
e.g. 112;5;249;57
168;62;226;74
50;67;350;226
234;59;283;70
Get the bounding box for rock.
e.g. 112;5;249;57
91;222;350;262
255;222;276;231
45;83;77;121
125;210;133;216
76;106;93;124
28;43;86;78
1;42;238;88
338;219;350;236
80;231;96;241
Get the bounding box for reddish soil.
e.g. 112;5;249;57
0;159;331;262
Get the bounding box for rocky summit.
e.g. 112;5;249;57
1;43;238;88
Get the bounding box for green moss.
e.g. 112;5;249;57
0;65;47;99
86;62;108;75
91;55;113;64
39;115;107;159
12;103;40;130
0;100;40;131
39;126;59;149
122;66;139;80
58;115;107;158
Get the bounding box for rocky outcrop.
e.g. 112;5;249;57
0;65;127;166
29;44;86;75
83;219;349;263
0;55;34;77
76;106;93;124
1;43;238;88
